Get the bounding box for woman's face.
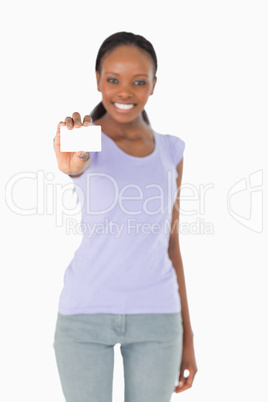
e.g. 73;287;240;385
96;45;157;124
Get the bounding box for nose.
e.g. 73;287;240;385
117;82;134;99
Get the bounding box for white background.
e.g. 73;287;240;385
1;0;267;401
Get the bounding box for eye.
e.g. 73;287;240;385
107;77;119;84
134;80;146;86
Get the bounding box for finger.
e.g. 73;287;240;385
65;116;73;129
174;366;188;393
185;369;196;388
77;151;91;161
175;377;191;394
82;115;92;126
174;378;186;393
54;121;66;148
55;121;66;137
72;112;82;127
175;383;190;393
174;368;186;393
175;368;196;393
178;366;186;383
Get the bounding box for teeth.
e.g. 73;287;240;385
114;103;135;110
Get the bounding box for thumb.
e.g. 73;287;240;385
174;378;185;393
77;151;91;161
177;367;187;389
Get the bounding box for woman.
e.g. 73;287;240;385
53;31;197;402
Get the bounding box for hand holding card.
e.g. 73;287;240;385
60;125;102;152
53;113;100;177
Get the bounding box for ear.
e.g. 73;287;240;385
150;76;157;95
96;71;101;92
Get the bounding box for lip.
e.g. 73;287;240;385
113;101;136;104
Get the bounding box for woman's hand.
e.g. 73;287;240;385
174;339;198;393
54;112;93;176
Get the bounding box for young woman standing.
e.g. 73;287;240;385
53;31;197;402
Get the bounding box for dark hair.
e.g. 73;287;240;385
90;31;158;126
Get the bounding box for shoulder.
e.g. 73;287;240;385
156;131;186;166
165;133;185;152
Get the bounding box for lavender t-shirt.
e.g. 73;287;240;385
58;124;185;315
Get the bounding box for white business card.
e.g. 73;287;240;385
60;125;102;152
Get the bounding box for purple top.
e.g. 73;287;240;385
58;124;185;315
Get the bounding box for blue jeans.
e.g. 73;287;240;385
53;312;183;402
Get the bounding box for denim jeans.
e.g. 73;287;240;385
53;311;183;402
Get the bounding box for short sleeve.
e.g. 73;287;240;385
167;134;185;166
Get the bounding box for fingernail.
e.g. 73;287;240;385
76;121;81;125
67;123;72;127
79;152;90;160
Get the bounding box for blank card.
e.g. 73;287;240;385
60;125;102;152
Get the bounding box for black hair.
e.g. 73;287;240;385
90;31;158;126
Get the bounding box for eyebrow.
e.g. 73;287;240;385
104;72;149;77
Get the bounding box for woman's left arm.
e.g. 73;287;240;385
168;157;198;393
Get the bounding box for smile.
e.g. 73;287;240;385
113;103;136;110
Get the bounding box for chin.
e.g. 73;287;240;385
113;115;141;125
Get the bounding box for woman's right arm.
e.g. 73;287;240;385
54;112;93;177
